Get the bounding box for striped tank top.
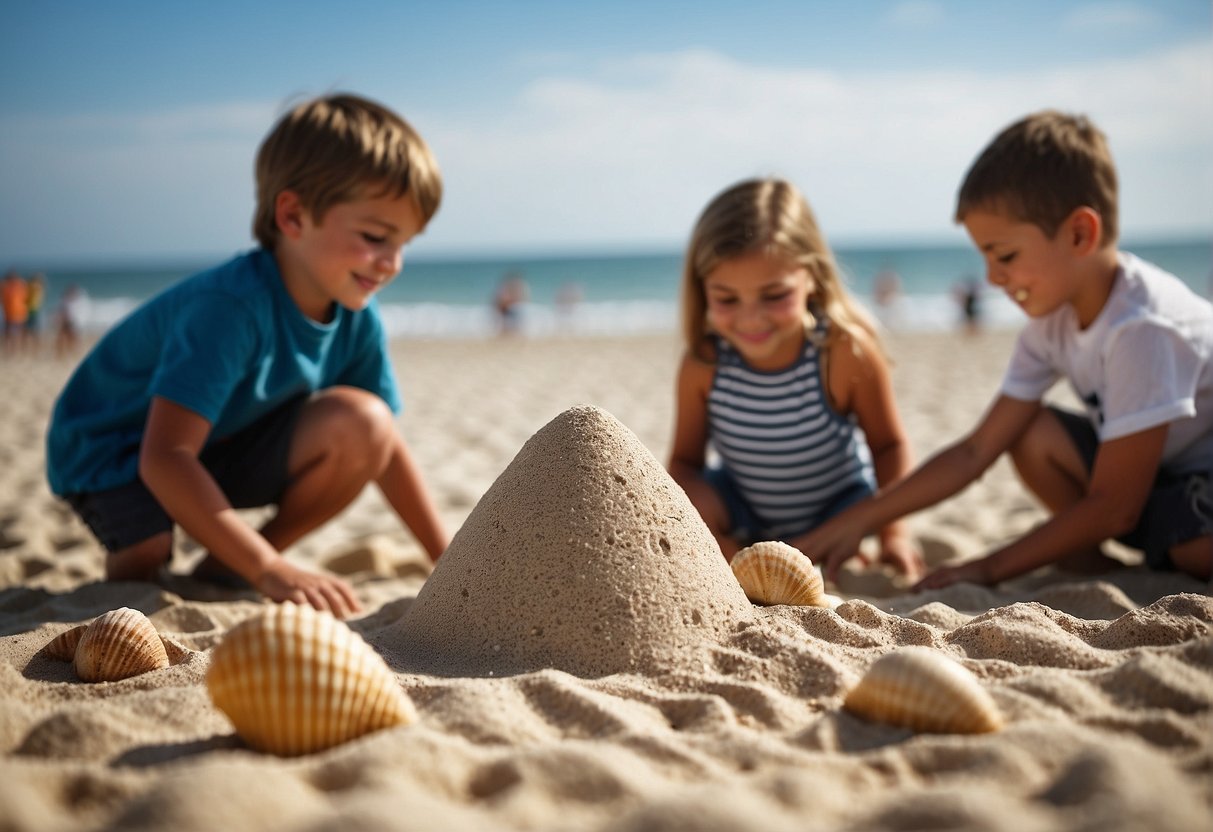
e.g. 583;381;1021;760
707;333;875;537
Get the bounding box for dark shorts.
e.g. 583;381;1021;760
704;465;874;544
1051;406;1213;570
66;395;306;552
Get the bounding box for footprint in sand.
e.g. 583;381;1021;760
18;557;55;580
151;605;223;635
915;534;962;568
321;538;405;579
0;516;24;551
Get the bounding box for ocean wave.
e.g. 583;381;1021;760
76;293;1027;339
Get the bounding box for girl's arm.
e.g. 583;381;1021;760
668;352;738;557
667;352;712;485
139;397;361;617
818;329;921;577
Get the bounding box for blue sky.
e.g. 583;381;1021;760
2;0;1210;263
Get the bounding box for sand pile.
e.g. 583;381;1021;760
387;405;752;677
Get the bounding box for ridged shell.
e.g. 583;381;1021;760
56;608;172;682
45;624;86;661
731;541;827;607
207;602;416;756
844;647;1004;734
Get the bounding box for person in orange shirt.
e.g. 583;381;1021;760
2;271;30;356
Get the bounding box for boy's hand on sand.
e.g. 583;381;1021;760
796;519;867;586
255;560;362;618
911;559;991;593
879;536;925;582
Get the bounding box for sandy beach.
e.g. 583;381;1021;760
1;329;1210;832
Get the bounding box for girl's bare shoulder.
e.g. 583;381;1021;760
826;323;887;378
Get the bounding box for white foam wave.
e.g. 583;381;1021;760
77;293;1025;340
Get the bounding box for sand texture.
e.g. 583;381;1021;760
2;331;1211;832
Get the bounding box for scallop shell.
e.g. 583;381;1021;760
731;541;827;606
45;607;174;682
206;602;416;756
843;647;1004;734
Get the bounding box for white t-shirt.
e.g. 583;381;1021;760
1001;251;1213;476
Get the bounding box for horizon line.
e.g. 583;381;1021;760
7;229;1210;273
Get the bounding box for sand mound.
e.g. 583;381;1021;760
387;405;752;677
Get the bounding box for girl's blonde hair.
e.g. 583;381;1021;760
680;178;879;362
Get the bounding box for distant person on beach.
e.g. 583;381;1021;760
555;280;583;331
54;284;86;358
46;94;450;617
873;266;904;330
3;270;29;356
24;273;45;352
953;275;983;334
668;177;923;579
493;271;529;336
804;110;1213;588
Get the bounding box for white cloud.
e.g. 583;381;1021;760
883;1;947;29
4;101;274;146
417;38;1212;252
0;101;278;260
0;41;1209;261
1061;2;1162;31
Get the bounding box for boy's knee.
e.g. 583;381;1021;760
105;533;172;581
1008;409;1056;465
1169;535;1212;582
1010;409;1087;478
310;386;396;461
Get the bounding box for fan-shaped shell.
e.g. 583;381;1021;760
731;541;827;607
67;607;171;682
207;602;416;756
844;647;1004;734
45;624;87;662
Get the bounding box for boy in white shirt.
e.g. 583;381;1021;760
804;110;1212;588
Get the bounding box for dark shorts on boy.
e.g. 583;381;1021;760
66;395;306;552
704;465;874;545
1050;406;1213;570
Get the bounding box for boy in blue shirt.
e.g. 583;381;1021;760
47;93;450;617
804;110;1212;589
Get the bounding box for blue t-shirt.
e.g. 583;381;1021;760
47;249;402;495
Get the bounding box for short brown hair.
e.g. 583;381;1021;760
252;93;442;249
955;110;1118;244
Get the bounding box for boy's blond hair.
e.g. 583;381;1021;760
681;178;879;362
253;93;442;250
955;110;1118;245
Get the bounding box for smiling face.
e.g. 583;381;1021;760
962;206;1107;326
703;251;813;371
275;186;424;322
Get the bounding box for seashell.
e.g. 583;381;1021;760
206;602;416;756
45;607;177;682
843;646;1004;734
45;624;87;661
731;541;827;607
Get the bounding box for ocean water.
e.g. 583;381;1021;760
23;238;1212;339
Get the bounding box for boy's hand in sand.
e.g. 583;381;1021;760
255;559;362;618
796;514;869;586
912;558;993;592
878;533;926;583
